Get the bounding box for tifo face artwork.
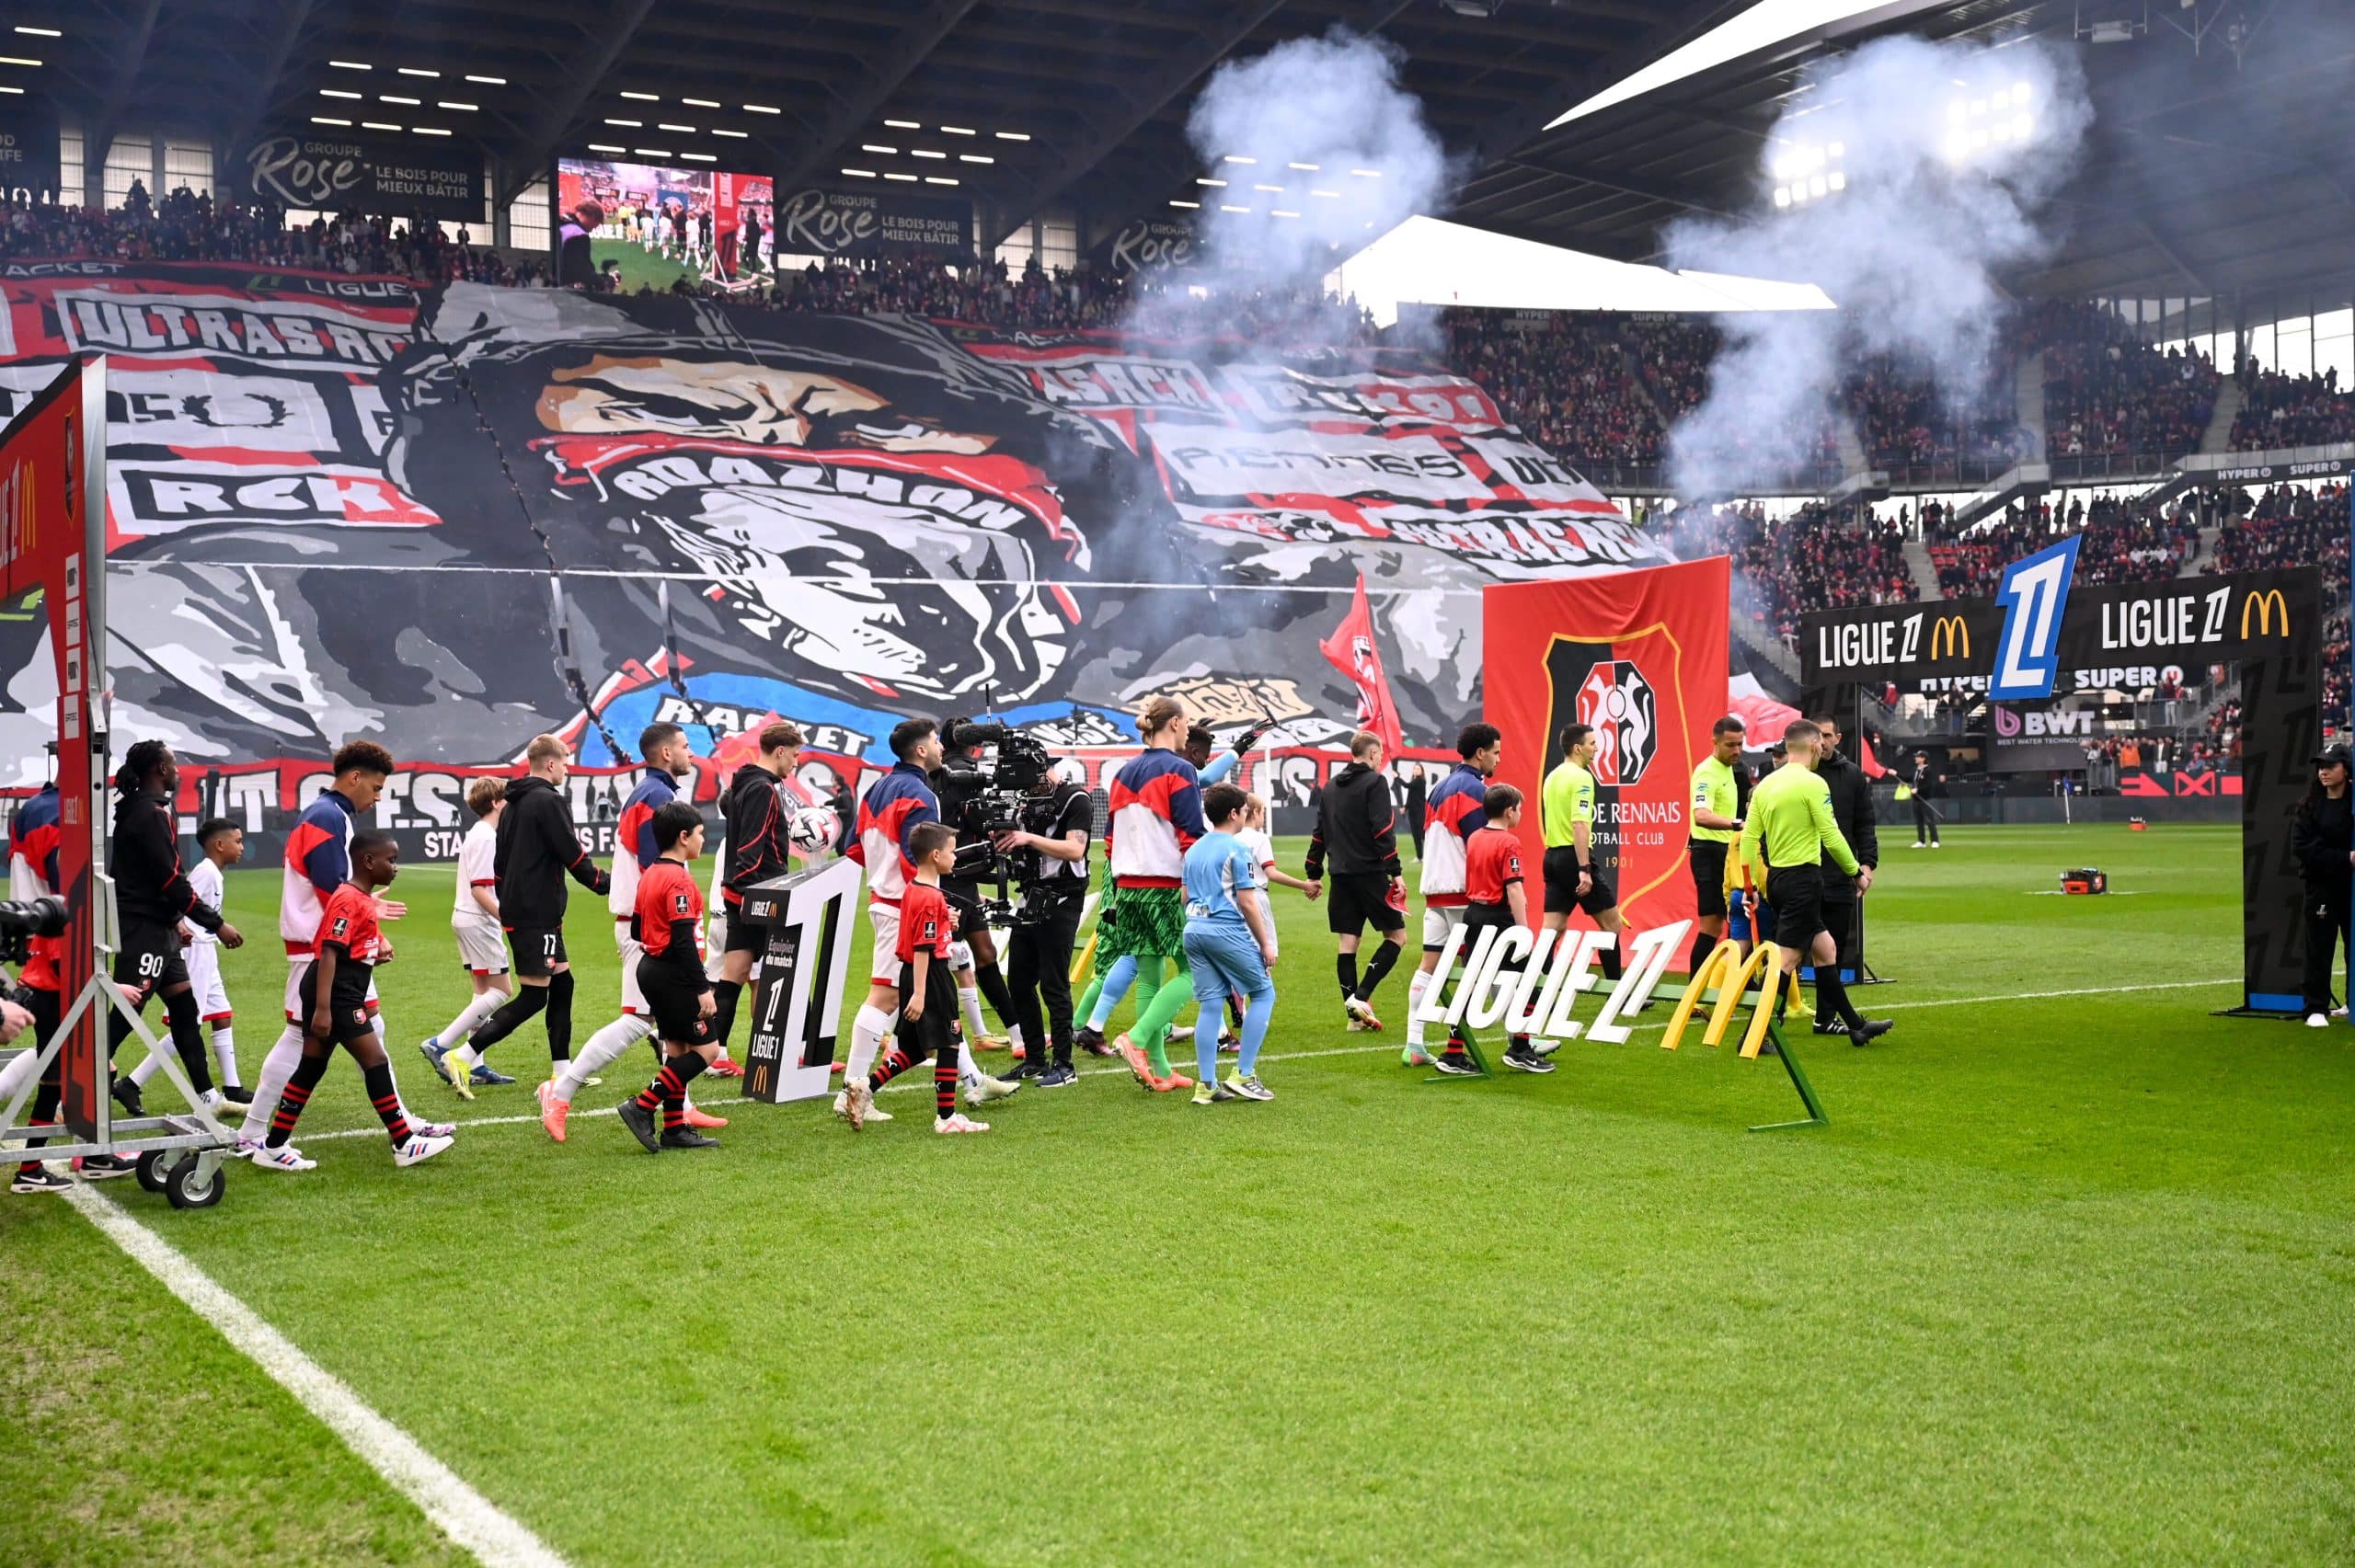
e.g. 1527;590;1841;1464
0;262;1670;788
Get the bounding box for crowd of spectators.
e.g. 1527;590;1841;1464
1445;310;1666;474
1844;351;2034;476
2228;363;2355;451
1662;502;1914;642
1;185;544;285
2036;299;2220;463
1924;491;2201;597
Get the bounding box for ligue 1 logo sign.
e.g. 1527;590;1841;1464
1576;659;1657;785
1410;919;1694;1044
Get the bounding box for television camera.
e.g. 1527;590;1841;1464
936;719;1064;925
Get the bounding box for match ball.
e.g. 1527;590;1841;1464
788;805;839;855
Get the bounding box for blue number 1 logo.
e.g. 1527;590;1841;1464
1988;535;2082;700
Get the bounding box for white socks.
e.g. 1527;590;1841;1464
240;1025;305;1140
959;986;988;1042
557;1014;652;1104
129;1050;163;1088
212;1025;238;1088
1406;970;1432;1048
0;1045;38;1106
845;1003;896;1087
436;991;507;1060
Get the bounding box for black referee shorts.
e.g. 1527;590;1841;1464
1764;865;1829;950
1688;841;1729;920
1542;846;1615;916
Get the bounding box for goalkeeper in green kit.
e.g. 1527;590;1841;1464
1738;720;1893;1048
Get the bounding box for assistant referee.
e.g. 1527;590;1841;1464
1686;715;1748;974
1738;720;1891;1047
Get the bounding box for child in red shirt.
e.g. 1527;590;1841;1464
844;822;988;1134
257;831;454;1171
618;802;723;1153
1439;785;1554;1077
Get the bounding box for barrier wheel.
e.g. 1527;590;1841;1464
135;1149;178;1194
165;1152;224;1209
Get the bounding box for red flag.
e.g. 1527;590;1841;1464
1319;575;1406;754
1855;730;1889;779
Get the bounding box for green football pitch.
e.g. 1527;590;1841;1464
5;822;2352;1564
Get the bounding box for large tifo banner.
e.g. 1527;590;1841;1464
1799;566;2323;1013
1484;557;1731;945
0;260;1671;830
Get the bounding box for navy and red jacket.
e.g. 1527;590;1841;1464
110;787;222;933
494;774;607;929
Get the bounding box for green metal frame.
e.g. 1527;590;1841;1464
1423;1032;1494;1082
1747;1021;1830;1132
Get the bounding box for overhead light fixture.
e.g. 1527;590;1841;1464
635;147;672;157
744;102;780;113
621;91;659;101
959;154;992;164
713;128;747;138
414;126;451;136
589;143;624;154
13;27;63;36
438;100;477;111
383;95;420;105
1350;167;1381;177
0;86;20;94
1271;209;1299;218
604;118;640;127
1310;188;1339;199
321;88;362;99
657;122;695;132
0;52;41;63
884;171;918;182
861;143;897;155
940;125;975;136
683;97;718;108
313;115;351;126
1774;185;1792;208
398;66;438;77
465;74;506;84
1220;204;1249;213
925;176;957;186
1827;169;1846;191
329;59;370;70
1197;177;1226;187
1170;200;1198;209
682;151;715;162
1252;183;1282;192
1289;162;1319;171
912;148;946;160
994;131;1029;141
884;118;920;129
362;120;401;132
842;166;878;177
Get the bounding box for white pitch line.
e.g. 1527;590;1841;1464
269;975;2244;1142
64;1184;570;1568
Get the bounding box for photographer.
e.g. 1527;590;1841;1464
933;727;1018;1052
993;763;1093;1088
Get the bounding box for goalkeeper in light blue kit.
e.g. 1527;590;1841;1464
1180;783;1279;1104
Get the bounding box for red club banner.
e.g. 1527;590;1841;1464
1483;557;1729;950
1;358;104;1135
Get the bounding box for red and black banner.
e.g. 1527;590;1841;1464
1483;557;1731;944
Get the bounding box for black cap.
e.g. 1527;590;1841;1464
2316;743;2350;766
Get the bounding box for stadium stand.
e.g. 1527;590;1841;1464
1663;501;1914;643
2229;365;2355;451
2036;298;2220;465
1924;492;2202;598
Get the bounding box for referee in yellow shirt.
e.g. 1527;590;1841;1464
1686;715;1747;974
1541;723;1626;984
1738;719;1893;1047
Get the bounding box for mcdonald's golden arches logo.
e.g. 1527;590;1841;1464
1929;613;1970;660
2239;588;2289;639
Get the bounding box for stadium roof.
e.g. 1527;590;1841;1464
9;0;2350;305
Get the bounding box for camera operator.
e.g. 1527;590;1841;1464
992;762;1093;1087
935;724;1019;1053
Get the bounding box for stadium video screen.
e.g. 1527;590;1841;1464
556;156;774;291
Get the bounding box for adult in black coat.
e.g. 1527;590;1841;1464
2291;744;2354;1025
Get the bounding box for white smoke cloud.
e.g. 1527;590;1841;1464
1662;33;2095;497
1124;28;1451;338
